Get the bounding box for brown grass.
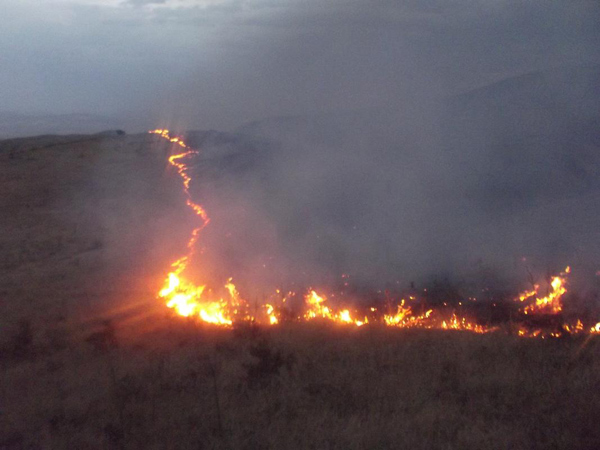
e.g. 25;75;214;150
2;319;600;449
2;134;600;449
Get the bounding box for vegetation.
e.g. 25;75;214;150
2;318;600;449
2;134;600;449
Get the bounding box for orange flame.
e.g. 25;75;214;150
382;302;489;333
441;313;488;334
384;302;432;328
303;290;367;326
516;267;569;315
151;129;237;326
265;304;279;325
150;130;600;336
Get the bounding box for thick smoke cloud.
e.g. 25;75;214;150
184;63;600;300
4;0;600;297
156;1;600;298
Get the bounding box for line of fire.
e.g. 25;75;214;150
150;129;600;338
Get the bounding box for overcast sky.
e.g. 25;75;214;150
2;0;599;130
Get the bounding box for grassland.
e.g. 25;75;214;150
1;134;600;449
3;319;600;449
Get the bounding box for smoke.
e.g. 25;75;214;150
179;63;600;300
154;0;600;130
5;0;600;299
142;1;600;299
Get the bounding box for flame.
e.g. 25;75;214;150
382;302;488;333
149;129;600;336
265;304;279;325
563;320;584;334
151;129;236;326
304;290;328;320
441;313;487;334
517;328;542;338
303;290;367;326
515;267;569;315
157;272;233;324
384;302;431;328
518;287;539;302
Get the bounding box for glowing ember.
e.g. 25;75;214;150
563;320;585;334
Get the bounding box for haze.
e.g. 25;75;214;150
3;0;600;296
2;0;599;131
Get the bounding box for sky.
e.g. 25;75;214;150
2;0;600;130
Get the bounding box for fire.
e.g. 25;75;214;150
382;302;489;333
304;290;367;326
158;272;233;324
518;287;538;302
265;304;278;325
151;129;236;326
515;267;569;315
563;320;584;334
441;313;488;334
304;290;328;320
384;302;432;328
149;129;600;336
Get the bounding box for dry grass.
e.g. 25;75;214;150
2;319;600;449
2;134;600;449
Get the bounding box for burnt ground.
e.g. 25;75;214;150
1;133;600;449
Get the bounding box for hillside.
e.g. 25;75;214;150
0;113;152;140
0;132;195;329
227;66;600;282
443;64;600;205
1;130;600;449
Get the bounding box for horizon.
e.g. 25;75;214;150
3;1;600;132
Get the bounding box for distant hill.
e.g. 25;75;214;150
450;65;600;117
442;64;600;208
0;113;120;139
225;66;600;279
0;112;150;139
5;64;595;286
236;64;600;210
